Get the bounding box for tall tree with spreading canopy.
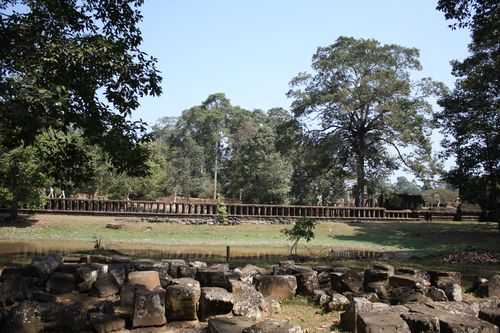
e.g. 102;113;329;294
436;0;499;224
0;0;162;220
288;36;444;206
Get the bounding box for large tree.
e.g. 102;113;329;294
436;0;499;223
0;0;161;219
288;36;444;206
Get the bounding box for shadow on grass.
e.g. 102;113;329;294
330;221;499;255
0;213;38;228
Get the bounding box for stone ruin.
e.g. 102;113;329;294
0;254;498;333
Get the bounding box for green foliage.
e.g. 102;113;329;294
436;0;499;222
393;177;422;195
0;145;48;220
216;194;228;225
421;188;459;207
288;36;445;205
281;217;316;256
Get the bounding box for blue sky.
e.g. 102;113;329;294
135;0;470;127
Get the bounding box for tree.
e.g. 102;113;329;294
436;0;499;224
0;145;48;221
281;217;316;257
393;176;422;195
227;126;292;204
0;0;162;219
288;36;444;206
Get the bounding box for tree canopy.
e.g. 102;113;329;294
436;0;499;223
287;36;444;206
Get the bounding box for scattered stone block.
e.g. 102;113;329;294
165;283;200;322
46;272;74;294
330;270;363;293
29;254;62;278
363;268;390;285
89;313;125;333
390;287;431;305
107;264;127;286
326;292;351;312
178;265;197;279
426;286;448;301
365;281;389;300
1;301;43;333
341;296;374;332
132;285;166;328
389;275;429;289
479;308;500;327
428;270;461;287
208;317;252;333
196;268;231;290
233;288;266;320
76;264;105;292
230;280;255;302
255;275;297;300
439;314;498;333
32;290;58;303
357;310;411;333
119;283;135;308
242;319;302;333
198;287;234;322
295;270;319;296
90;273;120;298
476;275;500;298
48;302;87;332
0;276;27;306
128;271;161;291
189;261;208;269
400;312;440;333
161;259;188;278
444;283;463;301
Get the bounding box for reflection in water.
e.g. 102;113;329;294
0;239;293;266
0;239;383;267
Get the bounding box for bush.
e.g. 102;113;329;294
281;217;316;256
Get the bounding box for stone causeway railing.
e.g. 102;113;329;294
41;198;414;221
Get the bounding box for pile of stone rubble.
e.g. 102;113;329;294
0;253;498;332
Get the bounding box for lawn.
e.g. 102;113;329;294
0;213;498;255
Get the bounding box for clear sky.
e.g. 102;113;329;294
135;0;470;128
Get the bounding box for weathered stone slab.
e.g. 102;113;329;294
29;254;62;278
363;268;389;285
357;310;411;333
444;283;463;301
390;287;431;305
107;264;127;286
426;286;448;301
330;270;362;293
340;296;374;332
76;263;106;292
161;259;188;279
1;301;43;333
46;272;74;294
255;275;297;300
326;292;351;312
47;302;87;332
132;285;166;328
477;275;500;298
196;268;231;290
242;319;302;333
233;288;266;320
439;314;498;333
128;271;161;291
89;313;125;333
198;287;234;322
295;270;319;296
400;312;440;333
0;276;27;306
479;308;500;327
389;275;430;288
165;284;199;322
230;280;255;302
428;270;461;287
119;283;135;308
90;273;120;297
208;317;252;333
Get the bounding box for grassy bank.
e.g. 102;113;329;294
0;213;498;255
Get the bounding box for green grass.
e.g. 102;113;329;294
0;214;498;255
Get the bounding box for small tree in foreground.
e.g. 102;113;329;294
281;217;316;257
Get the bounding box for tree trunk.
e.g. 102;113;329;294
355;152;366;207
213;142;218;202
10;203;18;223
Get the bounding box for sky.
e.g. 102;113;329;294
134;1;471;178
135;0;471;126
